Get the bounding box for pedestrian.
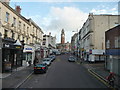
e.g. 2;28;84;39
33;56;38;66
28;60;31;66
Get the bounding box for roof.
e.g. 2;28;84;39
1;2;30;25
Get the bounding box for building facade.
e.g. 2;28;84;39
0;1;43;72
61;29;65;44
71;33;78;55
57;29;71;52
105;25;120;75
79;13;119;61
42;33;56;57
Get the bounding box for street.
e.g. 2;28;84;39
18;54;107;88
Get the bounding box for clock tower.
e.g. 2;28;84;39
61;29;65;44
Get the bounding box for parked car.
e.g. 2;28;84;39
48;55;56;62
42;58;51;66
68;56;76;62
56;51;61;55
34;64;48;74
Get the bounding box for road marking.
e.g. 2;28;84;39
15;71;33;88
88;69;115;89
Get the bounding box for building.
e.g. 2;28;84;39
23;19;43;66
61;29;65;44
79;13;119;61
105;25;120;75
0;1;43;72
71;33;78;55
42;33;56;57
57;29;71;52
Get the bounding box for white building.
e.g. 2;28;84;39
42;33;56;57
79;13;119;61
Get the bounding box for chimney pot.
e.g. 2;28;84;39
15;6;21;14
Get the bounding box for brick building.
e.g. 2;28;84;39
105;25;120;75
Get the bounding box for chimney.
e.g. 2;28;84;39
49;32;51;36
15;6;21;14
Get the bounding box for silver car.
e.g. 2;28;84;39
68;56;76;62
42;58;51;66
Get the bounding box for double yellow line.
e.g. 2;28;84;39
88;69;116;89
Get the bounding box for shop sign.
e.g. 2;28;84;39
25;48;32;50
89;49;92;54
16;46;21;49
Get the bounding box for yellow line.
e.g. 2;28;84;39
88;69;109;87
88;69;117;89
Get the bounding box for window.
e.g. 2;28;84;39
115;36;120;48
11;31;15;39
18;35;20;40
5;12;9;22
106;40;110;48
4;30;8;38
33;27;34;34
118;36;120;48
43;38;46;41
27;27;29;32
0;8;1;19
26;38;28;44
23;24;25;30
12;17;16;26
43;42;46;45
18;21;21;29
23;36;24;40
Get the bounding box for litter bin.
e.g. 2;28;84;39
4;62;12;72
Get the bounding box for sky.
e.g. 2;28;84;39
9;0;119;43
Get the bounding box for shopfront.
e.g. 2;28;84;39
2;39;22;72
23;45;35;65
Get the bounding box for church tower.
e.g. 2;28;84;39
61;29;65;44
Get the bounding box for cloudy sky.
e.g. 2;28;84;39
10;0;119;43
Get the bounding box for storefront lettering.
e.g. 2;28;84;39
16;46;21;49
25;48;32;50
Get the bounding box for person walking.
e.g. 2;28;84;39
28;60;31;66
33;56;38;66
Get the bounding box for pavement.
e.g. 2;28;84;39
74;55;120;89
1;54;120;89
1;65;33;88
84;63;120;89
